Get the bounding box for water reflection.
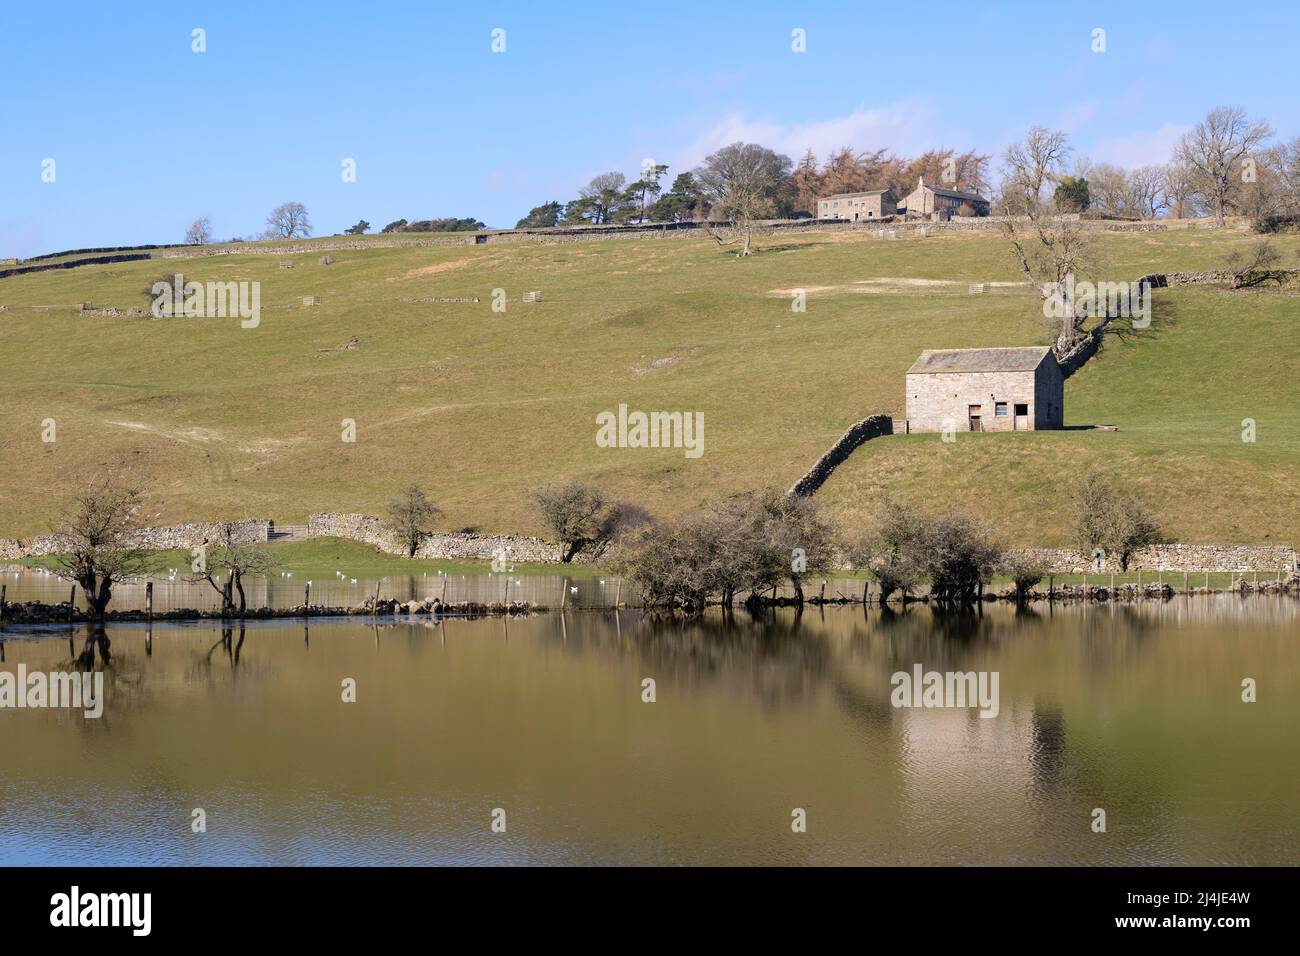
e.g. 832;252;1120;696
0;601;1296;866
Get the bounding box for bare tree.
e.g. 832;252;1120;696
1175;106;1273;226
999;127;1100;354
1000;554;1046;603
1225;240;1288;288
926;513;1001;604
190;522;279;613
747;490;837;605
1072;471;1160;571
1127;165;1169;219
696;142;793;256
846;499;930;604
1162;162;1201;219
611;495;800;611
1086;162;1133;217
184;217;213;245
532;482;610;563
265;202;313;239
1002;126;1072;214
51;480;153;618
1273;136;1300;212
386;484;440;558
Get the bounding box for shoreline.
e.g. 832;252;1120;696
1;580;1295;628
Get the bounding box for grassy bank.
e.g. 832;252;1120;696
1;225;1296;545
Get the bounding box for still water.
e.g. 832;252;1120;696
1;599;1296;865
0;566;621;611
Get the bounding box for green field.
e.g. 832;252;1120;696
1;225;1297;547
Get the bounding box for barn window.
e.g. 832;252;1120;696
1015;403;1029;416
995;402;1008;417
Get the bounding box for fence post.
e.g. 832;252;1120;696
304;582;311;615
0;583;5;625
69;584;76;622
146;581;153;621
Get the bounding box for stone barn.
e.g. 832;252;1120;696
904;347;1064;434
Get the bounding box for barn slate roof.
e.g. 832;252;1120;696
907;346;1053;375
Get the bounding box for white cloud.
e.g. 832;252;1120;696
672;98;944;168
1088;121;1188;168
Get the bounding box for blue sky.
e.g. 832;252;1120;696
2;0;1297;257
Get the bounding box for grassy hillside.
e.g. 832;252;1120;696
0;226;1296;546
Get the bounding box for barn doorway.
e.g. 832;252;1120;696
1014;402;1029;430
968;404;983;432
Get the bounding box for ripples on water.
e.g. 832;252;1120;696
1;597;1296;865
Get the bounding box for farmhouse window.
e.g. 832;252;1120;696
1015;403;1028;416
995;402;1008;417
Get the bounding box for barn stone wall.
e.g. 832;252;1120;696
905;369;1060;433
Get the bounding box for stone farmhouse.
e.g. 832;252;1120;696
816;189;898;221
904;347;1064;434
901;176;990;220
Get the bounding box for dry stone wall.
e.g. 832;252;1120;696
307;513;564;562
788;415;893;496
1010;544;1296;574
0;519;269;560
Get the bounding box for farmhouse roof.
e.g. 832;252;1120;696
913;176;987;203
820;189;893;200
907;346;1053;375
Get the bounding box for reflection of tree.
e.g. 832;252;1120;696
618;610;838;713
74;623;112;670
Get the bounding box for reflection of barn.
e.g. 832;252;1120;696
904;347;1064;434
